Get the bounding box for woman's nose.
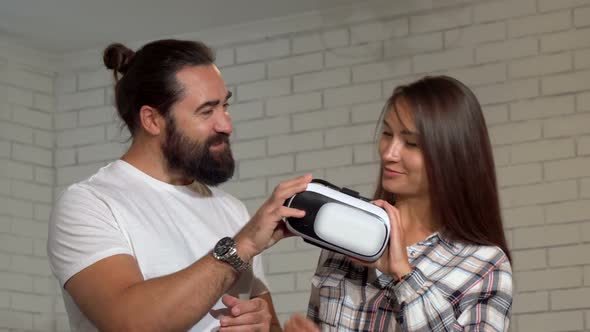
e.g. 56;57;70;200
382;139;402;161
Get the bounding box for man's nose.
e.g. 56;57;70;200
215;110;233;135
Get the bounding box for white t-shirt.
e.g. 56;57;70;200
48;160;269;332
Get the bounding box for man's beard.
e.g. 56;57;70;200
161;116;235;186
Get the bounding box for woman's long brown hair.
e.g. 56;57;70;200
374;76;511;261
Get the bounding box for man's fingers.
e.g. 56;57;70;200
220;312;266;327
219;324;265;332
269;174;312;204
273;174;312;193
274;206;305;220
221;294;240;308
230;297;264;316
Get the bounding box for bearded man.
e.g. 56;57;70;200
48;39;310;332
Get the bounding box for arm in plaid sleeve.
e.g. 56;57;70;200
391;251;512;332
307;250;331;324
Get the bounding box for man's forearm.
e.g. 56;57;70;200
124;255;238;330
79;254;240;332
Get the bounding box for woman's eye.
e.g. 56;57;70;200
382;131;393;137
405;141;418;147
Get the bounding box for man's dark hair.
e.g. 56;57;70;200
103;39;215;136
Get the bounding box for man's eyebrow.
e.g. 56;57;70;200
196;91;233;111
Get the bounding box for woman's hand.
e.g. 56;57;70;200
349;200;412;280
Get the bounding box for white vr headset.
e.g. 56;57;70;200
283;179;390;262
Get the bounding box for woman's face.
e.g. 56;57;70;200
378;99;429;199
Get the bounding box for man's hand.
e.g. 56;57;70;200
219;295;272;331
235;174;312;260
284;314;320;332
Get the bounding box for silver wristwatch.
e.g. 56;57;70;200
212;237;250;273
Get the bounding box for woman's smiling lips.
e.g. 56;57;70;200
383;167;404;177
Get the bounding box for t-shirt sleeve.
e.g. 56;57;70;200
47;184;133;287
235;198;270;297
251;255;270;296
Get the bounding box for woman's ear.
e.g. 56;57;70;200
138;105;165;136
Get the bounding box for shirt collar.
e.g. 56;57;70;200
410;231;461;253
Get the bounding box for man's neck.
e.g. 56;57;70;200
121;138;193;186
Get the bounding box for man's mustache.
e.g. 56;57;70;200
206;133;230;148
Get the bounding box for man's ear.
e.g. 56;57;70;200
138;105;165;136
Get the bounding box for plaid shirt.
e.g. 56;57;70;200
307;233;512;331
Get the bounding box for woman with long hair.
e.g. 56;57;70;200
286;76;513;331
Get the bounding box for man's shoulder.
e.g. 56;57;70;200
56;162;128;203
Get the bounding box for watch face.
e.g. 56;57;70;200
214;237;233;257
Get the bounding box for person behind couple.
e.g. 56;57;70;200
47;38;312;332
286;75;513;332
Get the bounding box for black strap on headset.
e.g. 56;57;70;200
311;178;371;202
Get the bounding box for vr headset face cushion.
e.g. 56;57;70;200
284;181;390;261
315;202;388;257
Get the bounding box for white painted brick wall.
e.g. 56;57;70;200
236;39;289;63
325;43;382;68
415;47;474;73
267;53;323;78
350;18;408;45
324;82;382;108
0;46;60;331
219;63;265;85
384;31;443;58
293;68;350;92
445;22;506;48
2;1;590;330
508;10;572;37
541;27;590;53
292;29;349;55
576;48;590;69
476;37;538;64
292;107;349;131
237;78;290;101
538;0;590;12
474;0;536;23
410;7;472;34
265;92;322;116
446;63;507;87
517;311;584;331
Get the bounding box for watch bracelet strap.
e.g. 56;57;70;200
226;247;251;273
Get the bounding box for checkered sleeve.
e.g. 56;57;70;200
391;254;513;332
307;250;331;324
